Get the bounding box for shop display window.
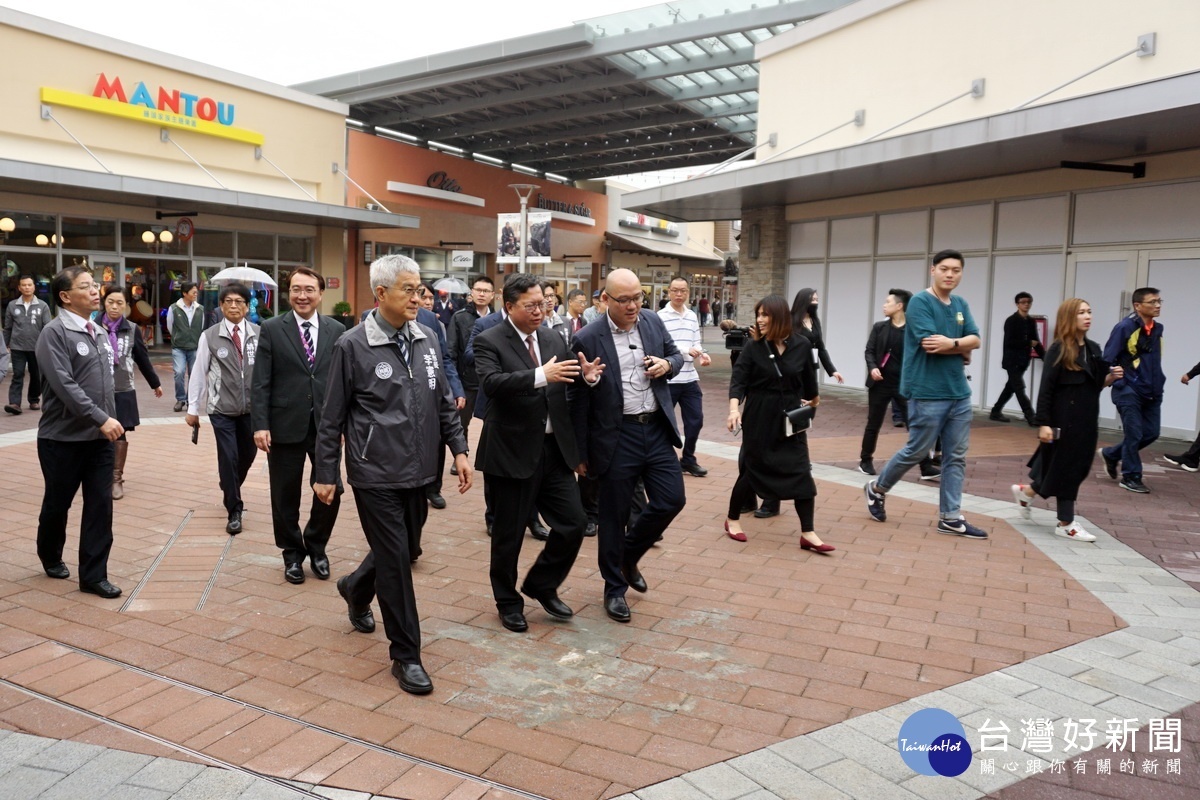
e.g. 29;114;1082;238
193;229;234;258
278;236;311;263
0;212;56;249
121;222;181;256
237;232;274;260
61;217;117;252
0;251;57;313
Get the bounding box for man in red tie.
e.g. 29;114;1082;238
565;288;588;337
35;267;125;598
186;283;259;535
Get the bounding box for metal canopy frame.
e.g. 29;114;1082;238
297;0;854;181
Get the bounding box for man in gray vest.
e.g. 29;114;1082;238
4;274;51;415
167;281;204;412
186;283;259;535
35;266;124;598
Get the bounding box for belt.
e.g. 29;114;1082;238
622;412;656;424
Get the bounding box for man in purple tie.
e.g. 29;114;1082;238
35;266;125;598
252;267;345;586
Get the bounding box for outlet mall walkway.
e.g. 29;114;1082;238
0;327;1198;800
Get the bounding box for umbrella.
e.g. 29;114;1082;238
208;265;278;287
433;276;470;294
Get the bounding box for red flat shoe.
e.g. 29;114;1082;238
800;535;835;553
724;520;747;542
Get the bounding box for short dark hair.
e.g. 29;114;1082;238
51;266;91;308
539;280;557;295
420;281;436;296
566;288;585;302
1132;287;1160;305
101;283;127;302
753;295;793;342
502;273;541;307
888;288;912;310
1014;292;1032;304
931;249;964;266
17;274;35;284
669;275;689;288
181;281;198;294
219;282;251;304
288;266;325;291
471;275;494;290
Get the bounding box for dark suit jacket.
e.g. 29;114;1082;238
568;310;683;477
466;310;505;420
251;311;344;444
1001;311;1045;371
474;322;579;479
864;319;901;388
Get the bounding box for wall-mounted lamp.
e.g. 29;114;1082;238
439;241;473;247
35;234;61;247
747;224;761;260
0;217;14;237
142;229;174;245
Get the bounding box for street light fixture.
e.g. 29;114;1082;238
507;183;539;274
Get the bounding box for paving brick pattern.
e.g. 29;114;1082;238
0;337;1196;799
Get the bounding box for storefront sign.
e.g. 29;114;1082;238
536;194;591;219
327;277;340;289
38;74;264;146
620;214;679;237
426;172;463;193
175;217;194;242
451;250;474;269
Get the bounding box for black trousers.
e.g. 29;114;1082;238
487;435;586;613
268;421;341;565
342;487;427;664
597;418;685;598
9;349;40;405
580;473;646;526
669;381;704;466
37;438;113;584
993;366;1034;417
209;413;257;516
862;383;908;460
727;474;815;530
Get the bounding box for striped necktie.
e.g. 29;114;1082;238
396;330;409;366
301;321;315;368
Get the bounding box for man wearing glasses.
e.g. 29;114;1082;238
569;268;685;623
35;267;124;598
447;276;496;441
252;268;344;585
186;283;259;534
1100;287;1166;493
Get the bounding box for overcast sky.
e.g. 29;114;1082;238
5;0;657;85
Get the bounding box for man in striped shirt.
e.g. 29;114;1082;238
658;276;712;477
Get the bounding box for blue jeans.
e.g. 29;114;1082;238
669;381;704;466
876;397;972;519
172;348;197;402
1102;397;1161;480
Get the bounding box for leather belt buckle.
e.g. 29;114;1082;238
623;412;653;424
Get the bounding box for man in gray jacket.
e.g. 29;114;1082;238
4;274;51;414
315;254;471;696
35;267;124;598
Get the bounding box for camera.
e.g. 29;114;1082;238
721;321;752;351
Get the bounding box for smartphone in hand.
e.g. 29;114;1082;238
191;424;200;445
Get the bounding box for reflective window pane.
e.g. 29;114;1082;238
278;236;311;263
121;222;181;256
61;217;117;252
238;232;273;260
0;212;56;249
192;229;233;258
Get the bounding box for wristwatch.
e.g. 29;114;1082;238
953;339;959;349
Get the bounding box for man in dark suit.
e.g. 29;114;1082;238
474;274;602;632
990;291;1044;425
568;268;685;623
252;267;345;584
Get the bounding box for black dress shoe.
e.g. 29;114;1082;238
584;521;597;538
284;562;305;585
739;502;758;514
604;595;631;623
449;463;458;476
427;491;447;510
337;576;375;633
988;411;1010;423
499;610;528;632
392;660;433;695
44;562;70;580
226;511;243;534
309;555;330;580
622;562;647;593
528;521;550;541
486;523;493;538
754;503;779;519
80;580;121;599
522;588;573;620
681;462;709;477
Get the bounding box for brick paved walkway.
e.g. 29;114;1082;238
0;334;1196;799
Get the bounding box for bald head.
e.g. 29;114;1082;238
603;268;644;330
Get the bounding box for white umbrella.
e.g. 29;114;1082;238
433;276;470;294
209;265;278;287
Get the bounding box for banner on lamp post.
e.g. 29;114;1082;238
526;211;551;263
497;212;552;264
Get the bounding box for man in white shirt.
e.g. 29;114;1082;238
658;276;712;477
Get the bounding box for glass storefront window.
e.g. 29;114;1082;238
0;251;58;315
243;262;277;322
193;229;234;258
0;212;56;249
121;222;181;256
61;217;117;252
413;248;447;273
278;236;311;262
238;232;273;260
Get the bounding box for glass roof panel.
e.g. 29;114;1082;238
578;0;771;35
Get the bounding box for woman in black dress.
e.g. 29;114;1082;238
790;287;844;385
1011;298;1122;541
724;295;834;552
98;285;162;499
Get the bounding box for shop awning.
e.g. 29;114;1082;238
622;70;1200;221
0;158;419;230
607;230;724;264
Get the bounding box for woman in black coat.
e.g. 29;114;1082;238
1012;298;1122;541
790;287;844;385
724;295;834;552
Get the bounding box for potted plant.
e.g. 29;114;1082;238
332;301;355;330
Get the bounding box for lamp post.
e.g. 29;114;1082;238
507;183;539;274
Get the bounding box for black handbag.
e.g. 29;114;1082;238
766;342;815;437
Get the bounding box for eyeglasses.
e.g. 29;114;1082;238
514;302;545;314
472;287;495;294
72;282;99;292
222;298;247;306
389;285;421;298
289;286;320;296
608;295;642;306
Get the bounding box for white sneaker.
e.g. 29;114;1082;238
1011;484;1032;519
1054;521;1096;542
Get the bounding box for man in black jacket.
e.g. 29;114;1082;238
447;276;495;444
251;267;344;585
990;292;1044;425
474;274;601;633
